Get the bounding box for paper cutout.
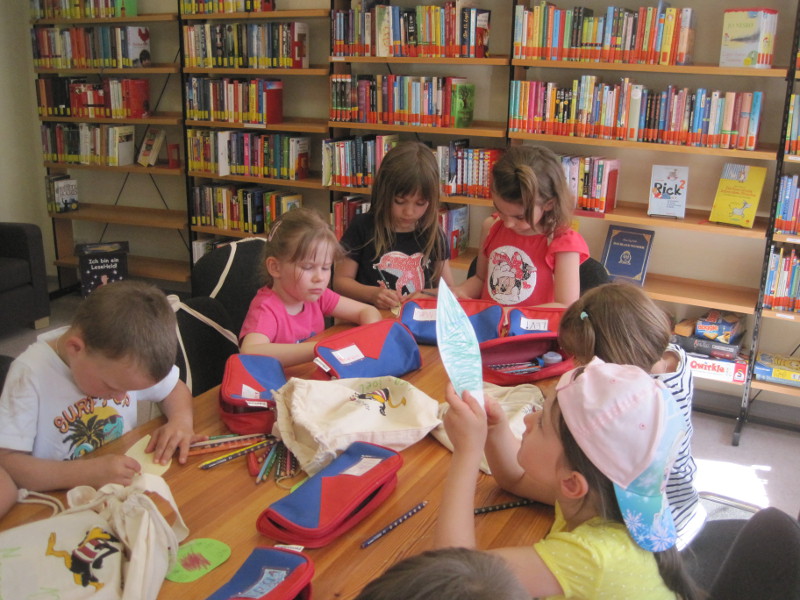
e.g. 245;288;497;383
166;538;231;583
125;435;171;476
435;279;485;407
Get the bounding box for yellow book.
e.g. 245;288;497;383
709;163;767;229
659;7;677;65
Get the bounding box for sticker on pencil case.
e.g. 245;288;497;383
518;317;550;331
239;383;263;399
342;456;383;476
332;344;365;365
166;538;231;582
413;307;437;321
436;279;485;407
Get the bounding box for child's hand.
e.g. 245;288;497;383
373;282;403;310
146;422;204;465
485;396;509;429
443;383;487;456
86;454;142;487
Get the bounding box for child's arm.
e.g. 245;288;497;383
0;465;17;519
548;250;582;307
330;295;382;325
333;256;403;310
240;332;316;368
483;397;557;505
0;449;141;492
146;379;204;465
451;217;493;299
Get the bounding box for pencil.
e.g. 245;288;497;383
474;498;535;515
256;443;279;483
190;433;266;448
360;501;428;549
188;434;269;456
198;439;273;470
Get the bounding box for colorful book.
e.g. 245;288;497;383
451;82;475;128
709;163;767;229
600;225;656;286
719;8;778;68
52;177;78;213
137;128;165;166
648;164;688;218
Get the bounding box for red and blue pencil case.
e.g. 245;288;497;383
219;354;287;435
313;319;421;379
257;442;402;548
398;297;503;345
205;546;313;600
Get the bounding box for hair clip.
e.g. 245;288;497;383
267;219;282;242
580;311;589;321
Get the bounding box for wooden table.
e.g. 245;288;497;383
0;327;555;599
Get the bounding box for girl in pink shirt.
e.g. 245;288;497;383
453;146;588;307
240;208;381;367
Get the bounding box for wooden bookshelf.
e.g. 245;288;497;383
329;120;507;138
50;203;187;230
331;56;510;66
182;66;329;76
184;117;329;134
512;59;790;78
44;162;183;176
54;254;190;283
35;64;181;75
187;172;325;190
34;13;178;25
40;112;183;126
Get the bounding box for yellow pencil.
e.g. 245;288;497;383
199;439;273;470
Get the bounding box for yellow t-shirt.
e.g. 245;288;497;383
534;503;677;600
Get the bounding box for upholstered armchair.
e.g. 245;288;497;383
0;223;50;333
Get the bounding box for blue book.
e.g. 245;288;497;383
600;225;656;286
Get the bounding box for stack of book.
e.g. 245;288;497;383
436;140;503;198
32;25;151;69
438;204;470;259
31;0;138;19
774;175;800;235
763;245;800;313
331;195;370;240
35;78;150;119
190;183;301;233
331;3;490;58
561;154;619;213
512;3;696;66
40;122;135;166
321;134;399;188
182;22;307;69
180;0;274;15
184;76;282;125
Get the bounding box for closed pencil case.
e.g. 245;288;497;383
313;319;421;379
398;297;503;345
205;546;313;600
480;332;574;385
256;441;403;548
505;306;566;337
219;354;287;435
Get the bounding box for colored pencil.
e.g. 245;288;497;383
199;439;273;470
188;434;269;456
474;498;535;515
256;443;279;483
360;501;428;549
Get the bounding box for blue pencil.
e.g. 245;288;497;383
360;501;428;549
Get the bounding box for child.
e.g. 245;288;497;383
557;282;705;549
333;141;454;310
437;358;699;599
240;207;382;366
0;281;200;493
354;547;529;600
0;466;16;519
452;145;588;307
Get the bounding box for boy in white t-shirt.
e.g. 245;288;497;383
0;280;201;493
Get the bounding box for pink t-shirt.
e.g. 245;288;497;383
239;287;340;344
480;221;588;306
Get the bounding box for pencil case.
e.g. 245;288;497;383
480;332;574;385
219;354;287;435
398;297;503;345
313;319;421;379
256;441;403;548
504;306;566;337
205;546;313;600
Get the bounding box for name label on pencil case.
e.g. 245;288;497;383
518;317;549;331
343;456;382;476
333;344;365;365
413;308;437;321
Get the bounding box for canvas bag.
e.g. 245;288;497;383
398;297;504;344
0;473;188;600
313;319;421;379
256;442;402;548
432;382;545;474
272;376;440;476
219;354;287;435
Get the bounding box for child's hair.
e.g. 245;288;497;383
354;547;530;600
369;141;444;269
260;207;342;287
491;145;574;235
554;360;700;600
71;280;176;382
559;282;672;370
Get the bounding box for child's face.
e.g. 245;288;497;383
517;394;566;487
493;194;547;235
71;348;156;401
274;242;334;304
391;191;429;232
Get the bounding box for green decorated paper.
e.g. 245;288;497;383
167;538;231;583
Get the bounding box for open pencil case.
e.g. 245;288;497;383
204;546;313;600
256;441;403;548
313;319;421;379
398;297;503;345
480;332;574;385
219;354;287;435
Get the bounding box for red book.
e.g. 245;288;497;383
125;78;150;119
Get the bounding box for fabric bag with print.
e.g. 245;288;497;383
0;473;187;600
272;376;439;476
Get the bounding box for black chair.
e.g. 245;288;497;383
705;507;800;599
191;237;266;335
0;223;50;334
465;255;609;297
174;296;239;396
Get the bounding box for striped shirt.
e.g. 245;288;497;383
655;344;706;549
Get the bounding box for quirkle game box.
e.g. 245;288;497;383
686;353;748;384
